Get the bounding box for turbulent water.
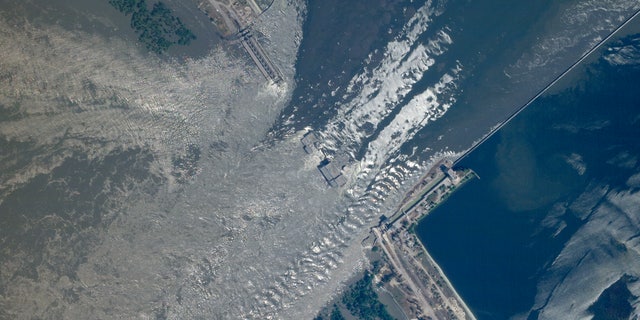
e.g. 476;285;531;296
1;0;639;319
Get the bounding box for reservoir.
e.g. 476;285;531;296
416;23;640;320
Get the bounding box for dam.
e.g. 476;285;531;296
199;0;283;83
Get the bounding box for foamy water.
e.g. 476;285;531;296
2;0;640;318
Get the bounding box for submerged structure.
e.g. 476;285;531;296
301;130;320;154
301;131;349;187
318;158;347;187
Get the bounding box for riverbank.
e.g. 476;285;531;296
368;162;478;319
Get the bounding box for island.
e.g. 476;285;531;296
109;0;196;54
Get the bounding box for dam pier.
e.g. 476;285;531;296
199;0;282;83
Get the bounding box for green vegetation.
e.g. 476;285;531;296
0;102;23;122
329;305;346;320
109;0;196;54
314;268;394;320
314;304;345;320
341;272;395;320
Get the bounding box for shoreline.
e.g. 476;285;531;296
370;162;478;319
413;223;477;319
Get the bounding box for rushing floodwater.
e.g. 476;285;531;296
1;0;640;318
417;21;640;319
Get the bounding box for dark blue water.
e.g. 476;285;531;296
274;1;640;316
269;0;427;138
271;0;571;147
416;32;640;319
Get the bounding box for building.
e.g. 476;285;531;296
318;158;347;187
301;131;320;154
440;161;460;184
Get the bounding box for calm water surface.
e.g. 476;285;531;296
417;26;640;319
